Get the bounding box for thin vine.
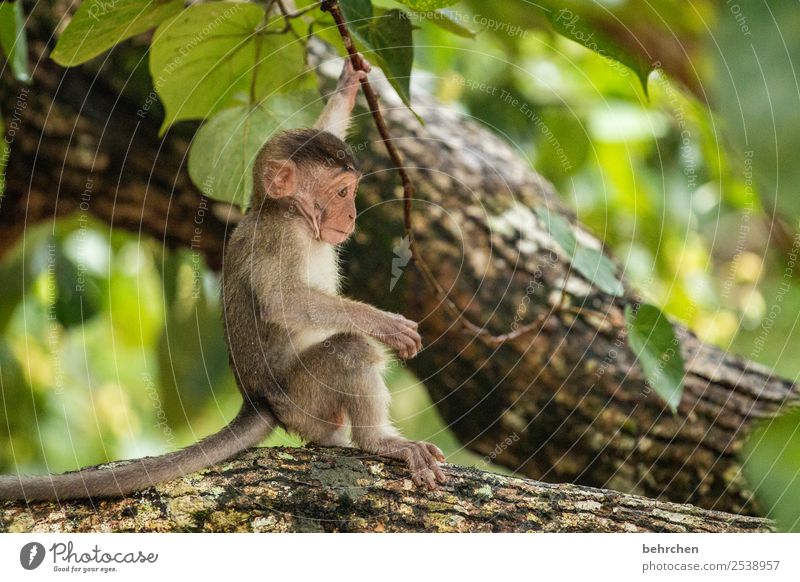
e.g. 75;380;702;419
320;0;559;347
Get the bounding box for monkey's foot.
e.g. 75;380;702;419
374;438;447;489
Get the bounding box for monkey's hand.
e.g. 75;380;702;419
336;54;371;108
370;312;422;359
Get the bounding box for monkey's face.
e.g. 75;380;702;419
310;166;360;245
262;158;360;245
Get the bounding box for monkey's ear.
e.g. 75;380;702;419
263;159;297;198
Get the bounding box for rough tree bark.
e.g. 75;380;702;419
1;1;796;518
0;447;770;533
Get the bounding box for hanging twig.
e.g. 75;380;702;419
320;0;556;347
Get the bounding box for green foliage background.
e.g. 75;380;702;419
1;0;799;527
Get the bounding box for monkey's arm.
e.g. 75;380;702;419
314;57;370;139
266;286;421;359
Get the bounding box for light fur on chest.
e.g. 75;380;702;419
291;239;341;352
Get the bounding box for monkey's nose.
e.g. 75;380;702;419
348;213;355;220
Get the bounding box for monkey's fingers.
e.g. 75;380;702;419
410;464;437;489
412;329;423;352
431;464;447;485
400;334;420;359
425;442;446;463
353;52;372;73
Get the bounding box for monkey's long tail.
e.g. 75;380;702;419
0;399;275;502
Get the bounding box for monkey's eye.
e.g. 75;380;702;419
337;187;348;198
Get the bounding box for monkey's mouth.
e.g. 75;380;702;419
321;228;352;244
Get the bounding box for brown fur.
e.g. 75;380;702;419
0;57;443;502
224;193;445;486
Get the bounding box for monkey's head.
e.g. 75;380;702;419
253;129;361;245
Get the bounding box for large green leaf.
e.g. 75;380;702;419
150;2;307;131
51;0;183;66
463;0;705;97
187;93;322;208
396;0;461;10
340;0;414;108
742;408;800;532
541;1;651;95
624;304;685;413
0;0;30;82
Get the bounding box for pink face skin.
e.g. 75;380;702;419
263;159;361;245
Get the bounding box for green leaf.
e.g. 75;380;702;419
542;3;651;95
187;93;322;209
51;0;183;66
534;207;577;256
396;0;461;10
150;2;307;132
535;207;623;297
340;1;414;108
0;0;30;82
742;408;800;532
624;304;685;413
571;248;623;297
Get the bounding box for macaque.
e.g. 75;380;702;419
0;56;445;502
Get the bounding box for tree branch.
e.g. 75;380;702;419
0;447;770;533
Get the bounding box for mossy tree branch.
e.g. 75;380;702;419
0;447;771;533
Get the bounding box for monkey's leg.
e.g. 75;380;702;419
313;408;351;448
278;333;446;487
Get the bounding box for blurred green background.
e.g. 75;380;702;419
1;0;799;524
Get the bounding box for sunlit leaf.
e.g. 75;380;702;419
188;93;322;209
624;304;684;413
542;2;651;95
0;0;30;82
341;0;414;108
464;0;705;97
743;408;800;532
51;0;183;66
151;2;307;131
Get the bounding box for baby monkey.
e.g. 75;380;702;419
0;56;445;502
